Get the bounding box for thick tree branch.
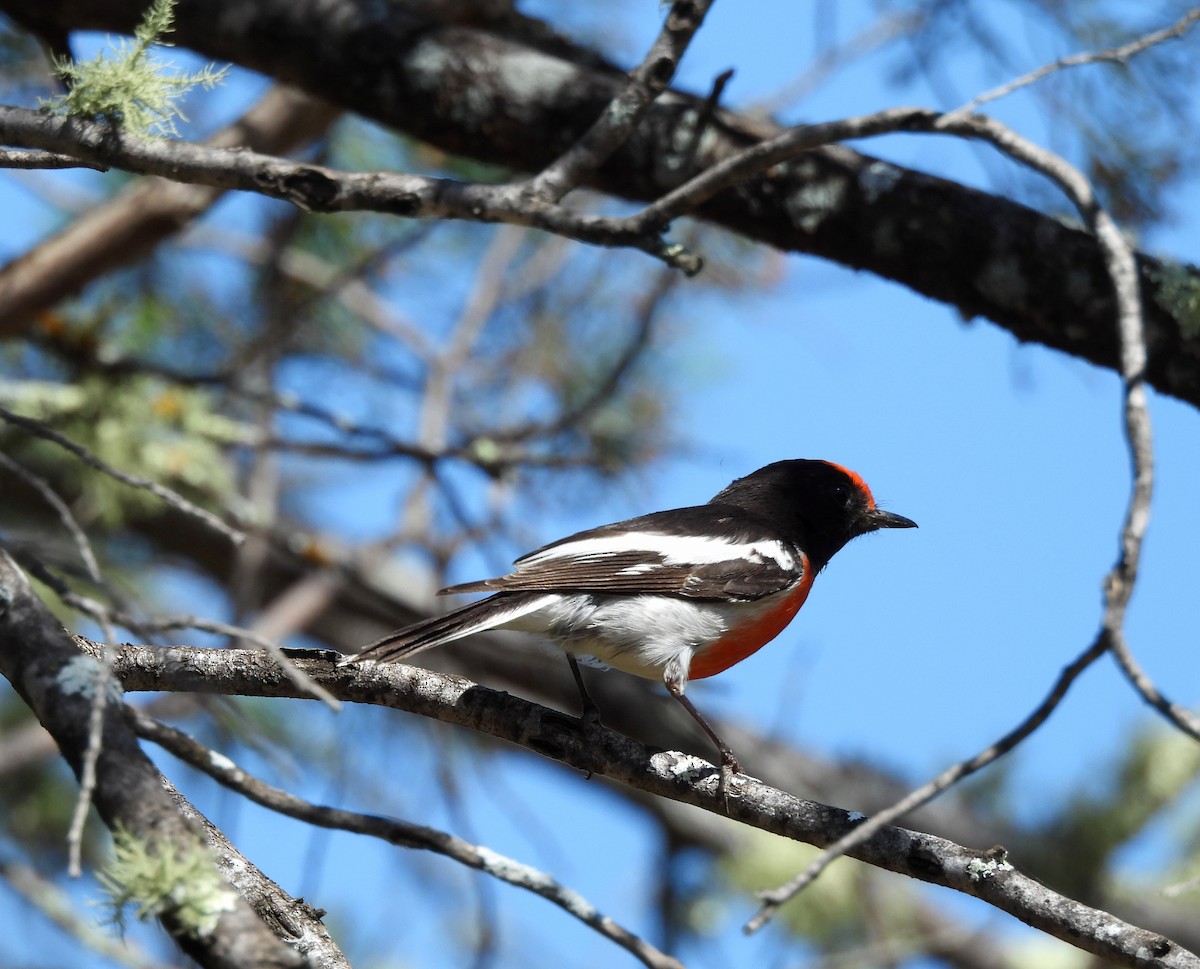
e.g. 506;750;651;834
3;0;1199;408
0;553;315;969
99;641;1198;969
154;775;350;969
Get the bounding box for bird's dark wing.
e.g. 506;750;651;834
440;505;805;601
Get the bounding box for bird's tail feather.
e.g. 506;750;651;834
344;592;552;664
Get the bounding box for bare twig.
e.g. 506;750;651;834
677;68;734;172
749;104;1164;932
0;450;103;587
71;602;342;712
131;709;686;969
0;448;119;875
1108;640;1200;741
746;633;1110;931
944;6;1200;121
67;644;114;877
0;403;244;545
525;0;715;202
617;106;937;230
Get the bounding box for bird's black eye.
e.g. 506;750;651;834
830;482;858;510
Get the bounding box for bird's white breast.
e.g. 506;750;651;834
500;590;792;684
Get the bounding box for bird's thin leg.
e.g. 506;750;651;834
663;658;742;777
566;653;602;726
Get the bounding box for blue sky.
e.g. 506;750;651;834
3;2;1200;968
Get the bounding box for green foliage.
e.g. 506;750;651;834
98;824;236;937
0;375;242;527
1028;727;1200;898
718;831;907;948
41;0;227;135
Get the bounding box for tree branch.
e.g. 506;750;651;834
98;641;1198;969
0;104;703;273
747;632;1110;931
736;104;1164;927
524;0;714;202
0;552;315;969
0;147;106;169
945;6;1200;119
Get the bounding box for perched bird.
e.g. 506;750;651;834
348;459;916;773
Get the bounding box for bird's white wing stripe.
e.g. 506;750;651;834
522;532;795;571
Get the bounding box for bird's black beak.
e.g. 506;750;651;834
862;508;917;530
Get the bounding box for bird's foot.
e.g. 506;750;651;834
716;749;745;807
572;697;607;780
579;695;604;731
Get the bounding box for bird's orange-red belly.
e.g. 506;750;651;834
688;570;815;680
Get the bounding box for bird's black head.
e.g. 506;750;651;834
709;459;916;570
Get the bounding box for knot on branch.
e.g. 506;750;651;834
255;166;340;211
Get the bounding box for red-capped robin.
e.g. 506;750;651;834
348;459;916;773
